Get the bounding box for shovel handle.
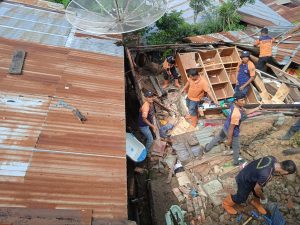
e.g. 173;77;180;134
242;217;253;225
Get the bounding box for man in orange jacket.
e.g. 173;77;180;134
254;28;275;72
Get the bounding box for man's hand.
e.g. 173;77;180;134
225;138;232;147
151;125;157;132
239;85;245;91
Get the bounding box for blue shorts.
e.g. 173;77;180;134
186;98;199;116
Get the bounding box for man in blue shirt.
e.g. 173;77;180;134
223;156;297;215
203;92;260;165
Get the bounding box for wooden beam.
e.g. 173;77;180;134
9;50;26;75
149;76;162;97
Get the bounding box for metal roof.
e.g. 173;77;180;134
0;37;126;219
261;0;300;24
238;0;293;27
185;24;300;66
0;1;123;57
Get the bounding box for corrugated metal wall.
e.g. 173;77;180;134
0;37;127;219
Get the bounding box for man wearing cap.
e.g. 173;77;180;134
202;92;261;165
254;28;275;72
180;69;219;128
162;56;181;89
235;51;256;96
223;156;297;215
138;91;156;152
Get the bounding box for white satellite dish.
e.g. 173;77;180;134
65;0;168;34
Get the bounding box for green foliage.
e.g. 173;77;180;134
162;49;173;59
62;0;69;7
189;0;211;23
231;0;255;8
218;1;244;31
199;0;251;34
291;132;300;147
146;11;201;45
47;0;69;8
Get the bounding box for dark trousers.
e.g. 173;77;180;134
205;128;240;165
287;118;300;136
163;67;179;80
232;178;259;204
257;56;272;72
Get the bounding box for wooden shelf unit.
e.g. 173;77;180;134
224;62;239;84
176;52;203;83
199;50;223;71
218;47;240;64
213;82;234;100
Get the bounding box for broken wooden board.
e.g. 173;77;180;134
185;153;222;170
9;50;26;75
176;171;191;186
170;117;191;136
149;76;163;97
272;83;290;103
150;140;167;157
253;73;272;103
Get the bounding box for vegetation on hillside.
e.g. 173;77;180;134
144;0;255;45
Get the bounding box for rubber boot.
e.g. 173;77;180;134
222;195;237;215
250;198;267;215
162;79;169;89
174;79;181;88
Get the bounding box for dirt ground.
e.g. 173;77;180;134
150;170;179;225
149;115;300;225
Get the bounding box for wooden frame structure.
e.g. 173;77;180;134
176;47;258;103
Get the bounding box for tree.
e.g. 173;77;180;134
231;0;255;8
145;11;201;45
218;0;242;31
189;0;210;23
199;0;255;34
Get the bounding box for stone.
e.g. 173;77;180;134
281;194;287;201
287;185;296;196
293;196;300;204
219;214;225;223
283;188;290;195
274;114;285;127
287;174;297;183
209;211;219;222
288;197;294;209
295;186;300;194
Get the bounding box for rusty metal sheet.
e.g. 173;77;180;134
0;207;92;225
0;37;126;220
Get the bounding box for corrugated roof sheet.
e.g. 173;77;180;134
261;0;300;23
185;30;256;44
186;24;300;66
238;0;293;27
0;37;126;219
0;1;123;57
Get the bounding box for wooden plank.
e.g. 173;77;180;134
8;50;26;75
272;83;290;103
149;76;162;97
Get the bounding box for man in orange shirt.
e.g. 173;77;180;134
162;56;181;89
181;69;219;127
254;28;275;72
235;51;256;96
138;91;156;152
